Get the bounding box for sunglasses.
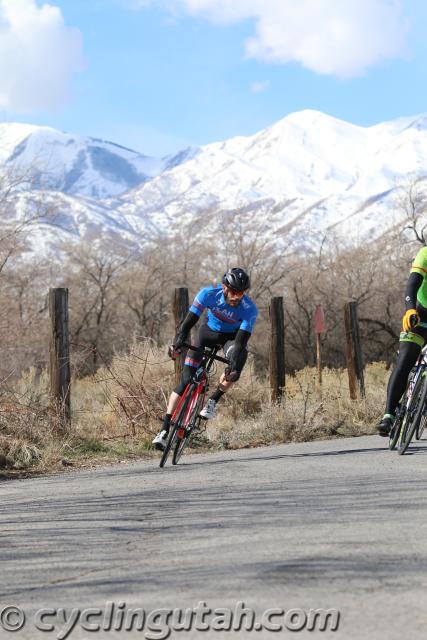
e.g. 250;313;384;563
226;287;245;297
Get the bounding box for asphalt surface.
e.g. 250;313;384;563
1;434;427;640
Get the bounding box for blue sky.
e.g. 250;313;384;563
1;0;427;155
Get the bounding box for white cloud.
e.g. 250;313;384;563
150;0;409;78
250;80;270;94
0;0;85;113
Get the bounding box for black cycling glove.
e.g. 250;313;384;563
173;332;187;350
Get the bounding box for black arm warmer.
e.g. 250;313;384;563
176;311;199;338
229;329;251;368
405;272;423;310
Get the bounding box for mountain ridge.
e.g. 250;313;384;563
0;122;199;200
1;110;426;258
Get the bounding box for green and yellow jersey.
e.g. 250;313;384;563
410;247;427;310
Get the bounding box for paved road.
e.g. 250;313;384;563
1;435;427;640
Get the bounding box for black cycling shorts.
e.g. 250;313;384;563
185;321;248;373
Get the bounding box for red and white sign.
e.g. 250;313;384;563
314;304;325;334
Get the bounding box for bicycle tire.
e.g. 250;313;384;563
416;413;427;440
159;427;178;468
402;373;427;452
389;404;405;451
159;386;194;468
398;372;427;455
172;389;206;465
414;375;427;441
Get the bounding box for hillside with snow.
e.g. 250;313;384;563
1;110;427;257
114;110;427;248
0;123;198;199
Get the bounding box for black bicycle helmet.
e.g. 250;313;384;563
222;267;250;292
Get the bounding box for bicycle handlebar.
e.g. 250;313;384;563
181;342;230;364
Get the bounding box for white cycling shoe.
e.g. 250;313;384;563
200;399;217;420
152;429;168;451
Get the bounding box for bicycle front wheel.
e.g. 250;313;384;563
159;427;178;468
398;372;427;455
389;405;404;451
160;385;194;468
172;388;206;465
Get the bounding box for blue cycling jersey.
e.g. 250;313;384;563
189;285;258;334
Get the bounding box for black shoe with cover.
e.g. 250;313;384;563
377;416;393;437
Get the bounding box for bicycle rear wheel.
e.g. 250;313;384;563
416;412;427;440
398;372;427;455
172;389;205;465
416;416;427;440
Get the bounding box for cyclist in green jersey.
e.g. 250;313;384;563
378;246;427;435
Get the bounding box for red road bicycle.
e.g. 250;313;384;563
160;343;229;467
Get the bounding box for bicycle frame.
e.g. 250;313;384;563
160;344;230;467
181;381;206;429
173;345;225;429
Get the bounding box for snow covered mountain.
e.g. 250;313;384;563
114;110;427;249
0;123;198;199
2;110;427;258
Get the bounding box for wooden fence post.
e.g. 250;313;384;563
344;301;365;399
49;288;71;426
173;287;189;385
314;304;325;391
269;296;286;402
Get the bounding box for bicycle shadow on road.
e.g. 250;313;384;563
179;444;391;468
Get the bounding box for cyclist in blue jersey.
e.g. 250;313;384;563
153;268;258;451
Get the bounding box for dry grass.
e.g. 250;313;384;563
209;361;387;449
0;340;389;472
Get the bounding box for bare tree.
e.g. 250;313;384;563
397;175;427;246
0;165;58;275
122;246;173;344
66;243;135;371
